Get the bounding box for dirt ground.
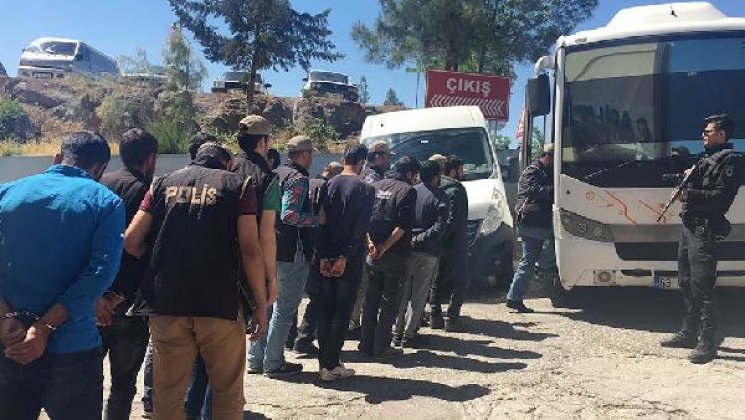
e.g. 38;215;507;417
90;281;745;419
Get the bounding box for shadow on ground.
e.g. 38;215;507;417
280;372;490;404
243;411;269;420
523;283;745;338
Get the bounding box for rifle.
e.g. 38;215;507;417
657;165;696;222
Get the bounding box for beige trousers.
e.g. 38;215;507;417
150;315;246;420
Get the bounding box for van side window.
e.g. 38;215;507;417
77;45;89;61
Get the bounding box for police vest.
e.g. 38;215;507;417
139;162;247;320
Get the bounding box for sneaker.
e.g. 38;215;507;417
689;338;717;364
660;330;698;349
444;316;468;333
371;347;403;360
247;366;264;374
506;299;535;313
142;409;153;419
401;335;429;349
264;362;303;378
320;365;356;382
429;312;445;330
420;312;430;327
292;341;319;356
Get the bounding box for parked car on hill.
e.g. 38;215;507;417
18;37;119;79
211;71;271;94
301;70;359;102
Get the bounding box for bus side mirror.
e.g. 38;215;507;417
527;74;551;116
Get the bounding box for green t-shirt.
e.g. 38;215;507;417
263;176;281;212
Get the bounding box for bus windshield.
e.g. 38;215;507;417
562;34;745;187
365;127;495;180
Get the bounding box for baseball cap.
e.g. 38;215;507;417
370;140;396;156
428;153;447;166
287;135;313;153
238;115;269;135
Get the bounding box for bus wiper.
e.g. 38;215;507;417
584;159;639;181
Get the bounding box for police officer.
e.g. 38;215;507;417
359;156;420;359
125;143;268;419
661;114;744;364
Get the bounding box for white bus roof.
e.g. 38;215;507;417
561;2;745;48
361;106;487;139
29;37;80;45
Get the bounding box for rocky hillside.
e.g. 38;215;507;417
0;76;404;150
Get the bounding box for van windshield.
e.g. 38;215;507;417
29;41;78;57
365;127;495;180
309;71;348;84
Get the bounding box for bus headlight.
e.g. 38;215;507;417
559;209;613;242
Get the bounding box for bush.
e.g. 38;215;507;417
146;116;190;154
97;91;155;139
305;120;336;152
0;98;37;141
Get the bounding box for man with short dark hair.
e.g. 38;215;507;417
428;154;470;332
125;142;268;420
249;135;320;377
267;148;281;171
349;141;396;335
189;132;218;160
98;128;159;420
394;160;449;347
506;144;555;313
0;132;124;420
314;144;374;381
661;114;745;364
359;156;419;359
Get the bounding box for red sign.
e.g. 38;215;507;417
425;70;510;120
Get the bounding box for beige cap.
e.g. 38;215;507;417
370;140;395;155
428;154;447;166
287;135;313;153
324;161;343;177
238;115;269;135
543;143;555;154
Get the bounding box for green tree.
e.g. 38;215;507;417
163;25;207;93
353;0;597;74
383;88;403;107
118;48;165;75
169;0;343;108
358;76;370;105
494;132;511;150
531;127;546;161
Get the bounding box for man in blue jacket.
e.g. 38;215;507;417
0;132;125;420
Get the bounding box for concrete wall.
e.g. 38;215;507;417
0;154;343;183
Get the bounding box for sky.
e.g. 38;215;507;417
0;0;742;144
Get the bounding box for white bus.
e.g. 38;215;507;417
523;2;745;291
19;37;119;79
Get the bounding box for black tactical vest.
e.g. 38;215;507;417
138;160;247;320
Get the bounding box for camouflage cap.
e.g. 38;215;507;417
287;135;313;153
370;140;395;155
238;115;269;135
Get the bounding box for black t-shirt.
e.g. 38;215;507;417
100;167;150;305
318;175;374;260
368;175;417;256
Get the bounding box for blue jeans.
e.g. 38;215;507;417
248;261;309;372
0;347;103;420
185;356;210;419
507;235;548;301
100;315;149;420
142;340;154;411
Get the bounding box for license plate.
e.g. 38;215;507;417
653;276;677;289
33;72;53;79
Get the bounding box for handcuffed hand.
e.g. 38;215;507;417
0;317;26;348
4;325;50;365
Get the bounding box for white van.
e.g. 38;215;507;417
18;37;119;79
361;106;514;288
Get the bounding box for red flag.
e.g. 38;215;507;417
515;108;526;142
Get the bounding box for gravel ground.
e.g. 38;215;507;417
42;280;745;419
